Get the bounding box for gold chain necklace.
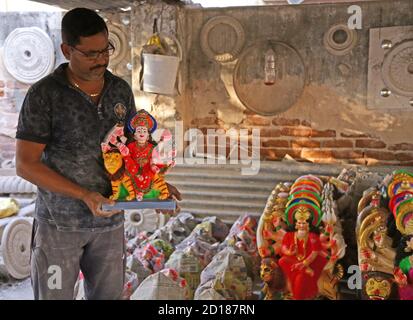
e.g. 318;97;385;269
69;71;104;97
72;79;104;97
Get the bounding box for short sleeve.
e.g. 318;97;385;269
15;86;51;144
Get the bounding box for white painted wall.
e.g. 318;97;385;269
0;0;64;12
195;0;382;7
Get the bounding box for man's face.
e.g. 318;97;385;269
62;31;110;81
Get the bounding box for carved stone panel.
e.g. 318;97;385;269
200;15;245;63
367;26;413;110
323;23;358;56
108;23;129;67
3;27;55;84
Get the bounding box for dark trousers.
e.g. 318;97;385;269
30;219;125;300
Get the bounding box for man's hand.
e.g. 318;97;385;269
156;182;182;215
81;191;122;218
166;182;182;201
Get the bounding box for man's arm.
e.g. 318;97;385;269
16;139;120;217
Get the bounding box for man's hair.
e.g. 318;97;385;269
61;8;108;46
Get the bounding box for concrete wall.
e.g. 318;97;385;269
0;12;64;167
132;0;413;166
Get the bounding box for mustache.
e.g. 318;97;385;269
90;64;108;71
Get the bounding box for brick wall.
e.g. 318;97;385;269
176;0;413;168
191;113;413;167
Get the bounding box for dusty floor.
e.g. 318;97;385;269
0;277;33;300
0;238;33;300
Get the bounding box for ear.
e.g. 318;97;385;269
61;43;71;60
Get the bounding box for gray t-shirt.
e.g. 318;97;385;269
16;63;134;232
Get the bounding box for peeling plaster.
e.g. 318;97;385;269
280;85;413;144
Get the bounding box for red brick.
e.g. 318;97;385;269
301;120;312;127
322;139;353;148
332;150;364;159
281;127;312;137
260;148;277;160
388;143;413;151
311;129;336;138
243;109;256;116
355;139;386;149
244;115;271;126
272;117;300;126
395;153;413;162
291;139;320;148
364;150;396;161
262;139;290;148
261;148;301;160
260;128;282;138
301;149;333;159
341;132;372;138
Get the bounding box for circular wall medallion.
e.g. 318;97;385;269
108;23;128;67
2;218;33;279
200;15;245;63
3;27;55;84
382;40;413;97
323;24;358;56
233;40;306;116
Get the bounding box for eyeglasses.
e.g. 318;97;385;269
70;42;115;60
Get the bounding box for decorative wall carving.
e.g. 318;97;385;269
3;27;55;84
200;15;245;63
108;23;129;67
323;23;358;56
367;26;413;109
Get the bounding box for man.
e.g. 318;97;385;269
15;8;181;300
